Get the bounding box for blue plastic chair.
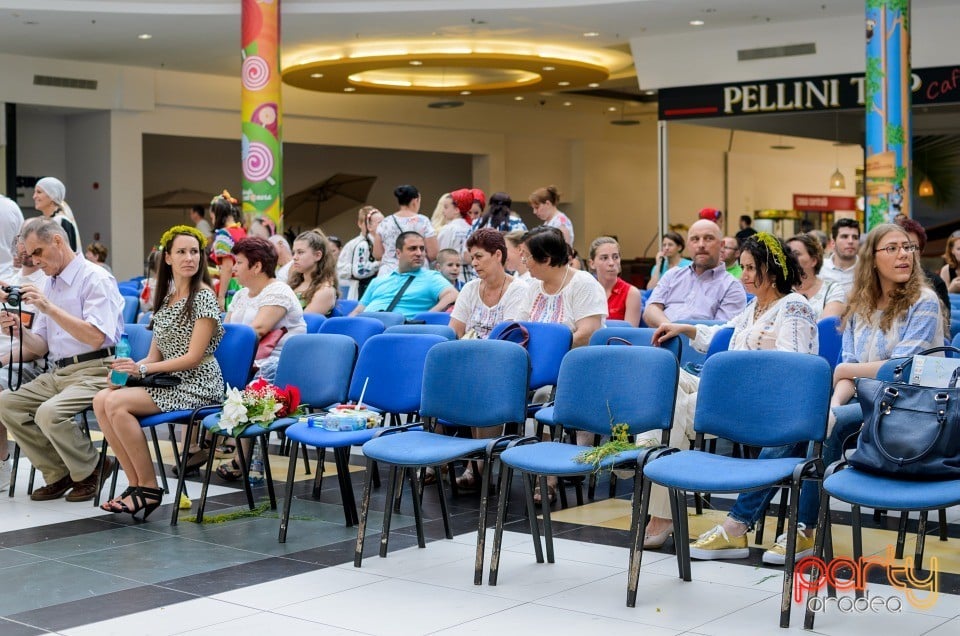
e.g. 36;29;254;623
354;339;528;584
318;316;385;349
704;326;734;359
634;351;832;627
488;346;679;586
358;311;405;328
816;316;842;370
587;326;682;359
384;324;457;340
302;313;327;333
194;333;358;522
605;319;633;328
413;311;452;326
168;323;259;525
279;333;443;537
118;282;140;296
674;319;726;368
331;298;360;317
489;321;570;395
121;295;140;324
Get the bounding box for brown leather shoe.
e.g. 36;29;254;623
65;457;114;502
30;474;73;501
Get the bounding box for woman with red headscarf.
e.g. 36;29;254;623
443;188;484;283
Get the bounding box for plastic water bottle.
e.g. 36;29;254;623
109;334;131;386
248;441;265;485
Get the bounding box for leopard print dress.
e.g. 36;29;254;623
146;288;225;411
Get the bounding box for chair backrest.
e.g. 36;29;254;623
137;311;153;325
413;311;452;326
331;298;359;317
276;334;356;409
605;319;633;328
420;339;529;429
488;321;571;389
123;323;153;360
122;295;139;324
117;282;140;296
216;323;258;389
674;319;726;368
302;312;327;333
587;326;681;360
358;311;405;328
817;316;843;370
384;324;457;340
695;350;832;446
348;333;445;413
704;326;734;360
318;316;385;349
554;346;678;437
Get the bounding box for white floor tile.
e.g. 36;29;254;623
211;568;385;611
61;597;260;636
275;579;519;636
430;602;683;635
174;610;372;635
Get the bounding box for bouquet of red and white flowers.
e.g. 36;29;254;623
213;378;302;437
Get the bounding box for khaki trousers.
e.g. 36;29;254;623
0;358;111;483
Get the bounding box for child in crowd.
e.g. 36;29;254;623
435;248;464;290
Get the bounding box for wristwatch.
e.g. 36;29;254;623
139;364;148;379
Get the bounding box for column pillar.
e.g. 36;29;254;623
241;0;283;232
864;0;911;230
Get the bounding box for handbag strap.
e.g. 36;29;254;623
606;337;633;346
496;322;530;349
385;275;415;313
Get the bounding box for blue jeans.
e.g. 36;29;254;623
796;413;862;527
727;443;806;528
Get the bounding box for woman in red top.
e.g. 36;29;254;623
589;236;642;326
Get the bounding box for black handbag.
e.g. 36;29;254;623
849;346;960;479
127;372;182;388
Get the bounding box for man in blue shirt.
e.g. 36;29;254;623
351;231;457;320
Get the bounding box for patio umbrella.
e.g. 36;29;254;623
143;188;213;209
284;173;377;227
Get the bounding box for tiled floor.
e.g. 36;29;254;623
1;445;958;635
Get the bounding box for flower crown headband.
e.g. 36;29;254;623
211;189;238;206
754;232;788;279
159;225;207;251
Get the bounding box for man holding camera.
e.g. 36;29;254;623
0;217;123;501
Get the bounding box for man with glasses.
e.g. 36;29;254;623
720;236;742;279
820;218;861;295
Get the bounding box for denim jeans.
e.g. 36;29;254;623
796;413;862;527
727;443;806;528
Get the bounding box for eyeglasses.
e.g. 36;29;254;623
874;243;919;255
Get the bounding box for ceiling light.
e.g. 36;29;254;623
137;33;153;40
829;114;845;190
770;135;795;150
689;20;705;26
644;90;657;96
310;73;324;78
460;90;472;95
588;82;600;88
427;100;464;109
514;96;524;101
918;177;934;197
583;32;600;38
829;169;846;191
607;106;618;112
558;81;570;87
542;66;556;71
409;60;423;66
343;87;356;92
563;101;572;106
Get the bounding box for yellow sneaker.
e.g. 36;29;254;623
689;524;749;560
762;523;815;565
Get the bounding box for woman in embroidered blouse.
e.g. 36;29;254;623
786;233;845;319
640;233;818;550
589;236;642;326
529;185;574;247
289;229;338;316
374;184;438;277
95;225;224;519
210;191;247;310
219;236;306;481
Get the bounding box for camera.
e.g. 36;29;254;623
3;286;21;308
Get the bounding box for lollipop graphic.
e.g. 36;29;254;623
242;55;271;91
244;141;275;184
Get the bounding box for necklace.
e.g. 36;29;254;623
543;266;571;295
481;274;507;306
753;294;782;320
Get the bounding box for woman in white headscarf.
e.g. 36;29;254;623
33;177;81;253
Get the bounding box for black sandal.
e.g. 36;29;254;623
215;459;243;482
100;487;136;513
119;486;164;521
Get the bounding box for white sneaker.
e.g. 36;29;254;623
0;456;11;492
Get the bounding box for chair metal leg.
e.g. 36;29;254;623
522;473;544;564
895;511;909;559
378;466;400;558
312;447;326;498
939;508;949;541
915;510;928;572
261;434;277;509
195;431;222;523
278;442;300;543
474;455;496;585
94;439;110;506
27;465;35;495
538;474;555;563
8;444;20;497
235;435;255;510
779;480;802;629
333;446;358;526
672;488;692;582
489;464;514;586
149;427;169;493
167;423;188;499
851;505;865;600
354;457;376;567
626;471;651;607
435;464;452;540
408;467;426;549
300;442;311;475
170;418;196;526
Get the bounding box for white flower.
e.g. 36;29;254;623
219;386;249;435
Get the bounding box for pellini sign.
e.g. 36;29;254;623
658;65;960;120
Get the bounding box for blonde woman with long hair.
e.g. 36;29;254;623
289;229;339;315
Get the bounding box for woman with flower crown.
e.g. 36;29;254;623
638;233;819;553
93;225;224;520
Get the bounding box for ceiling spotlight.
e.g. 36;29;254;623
409;60;423;66
607;106;618;112
542;66;555;71
427;100;465;109
689;20;705;26
137;33;153;40
582;32;600;38
588;82;600;88
644;89;657;96
514;96;524;101
343;87;356;92
460;90;472;95
558;81;570;87
310;73;324;78
563;101;572;106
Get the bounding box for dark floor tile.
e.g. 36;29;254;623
0;560;140;616
15;526;162;559
283;532;420;567
0;548;46;570
5;584;195;632
0;517;125;550
0;617;49;635
155;555;320;596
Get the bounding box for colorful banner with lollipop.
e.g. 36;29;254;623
241;0;283;232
